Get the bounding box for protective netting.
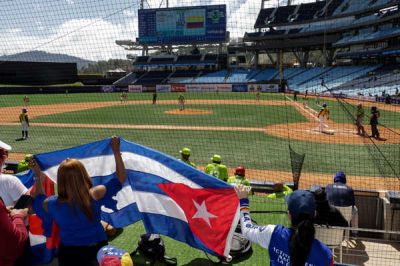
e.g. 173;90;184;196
1;0;400;265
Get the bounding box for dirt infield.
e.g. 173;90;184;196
2;98;399;145
7;152;397;191
164;108;213;115
3;97;400;191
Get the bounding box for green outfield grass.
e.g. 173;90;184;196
32;104;306;128
2;125;398;177
2;92;399;178
0;92;285;107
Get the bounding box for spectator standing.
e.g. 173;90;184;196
236;186;333;266
205;154;228;182
0;198;29;266
0;140;29;206
30;137;127;266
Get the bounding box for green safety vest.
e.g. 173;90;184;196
205;163;228;181
227;175;250;186
180;158;196;168
267;185;293;199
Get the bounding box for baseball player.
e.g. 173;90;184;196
355;103;366;136
179;147;196;168
178;94;185;111
317;103;330;132
205;154;228;182
19;108;30;140
23;95;29;107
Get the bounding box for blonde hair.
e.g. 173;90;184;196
57;158;94;220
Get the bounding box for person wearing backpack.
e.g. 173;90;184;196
235;185;333;266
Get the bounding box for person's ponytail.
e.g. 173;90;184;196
289;214;315;266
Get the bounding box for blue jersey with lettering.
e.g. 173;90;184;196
269;225;333;266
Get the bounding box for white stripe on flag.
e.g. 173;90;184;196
29;232;46;246
135;191;187;222
101;185;136;213
43;152;202;189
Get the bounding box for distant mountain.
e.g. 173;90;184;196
0;50;94;69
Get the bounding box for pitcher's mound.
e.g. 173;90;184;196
165;108;212;115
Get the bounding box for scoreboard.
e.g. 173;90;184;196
138;5;226;45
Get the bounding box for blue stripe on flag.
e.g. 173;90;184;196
142;213;218;256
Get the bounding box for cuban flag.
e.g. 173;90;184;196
15;170;59;265
33;137;240;258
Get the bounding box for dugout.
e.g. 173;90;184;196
0;61;77;85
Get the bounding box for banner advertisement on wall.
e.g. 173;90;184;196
171;84;187;92
186;84;216;92
101;85;115;93
214;84;232;92
156;84;171;92
248;84;279;93
142;85;156;92
185;84;232;92
232;84;248;92
128;85;142;93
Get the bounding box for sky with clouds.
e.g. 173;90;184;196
0;0;316;61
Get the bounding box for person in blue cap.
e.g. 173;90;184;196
325;171;358;229
235;185;333;266
325;171;355;207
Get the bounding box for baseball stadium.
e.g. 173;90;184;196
0;0;400;265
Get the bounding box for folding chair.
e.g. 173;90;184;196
335;206;354;249
315;225;345;263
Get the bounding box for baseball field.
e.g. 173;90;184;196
1;92;400;191
1;91;400;264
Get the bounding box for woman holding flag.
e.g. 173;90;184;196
30;136;126;266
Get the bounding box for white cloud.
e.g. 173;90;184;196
0;0;317;60
1;18;136;61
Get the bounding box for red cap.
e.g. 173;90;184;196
235;166;245;176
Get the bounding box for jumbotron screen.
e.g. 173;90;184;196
138;5;226;45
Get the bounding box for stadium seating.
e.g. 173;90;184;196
287;67;327;90
225;69;255;83
248;68;278;82
135;70;171;84
177;55;202;64
271;6;296;24
254;8;275;28
192;70;228;83
291;2;326;23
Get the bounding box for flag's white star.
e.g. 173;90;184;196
192;200;217;227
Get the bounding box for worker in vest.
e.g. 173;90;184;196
179;147;196;168
227;166;250;186
267;181;293;199
205;154;228;182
